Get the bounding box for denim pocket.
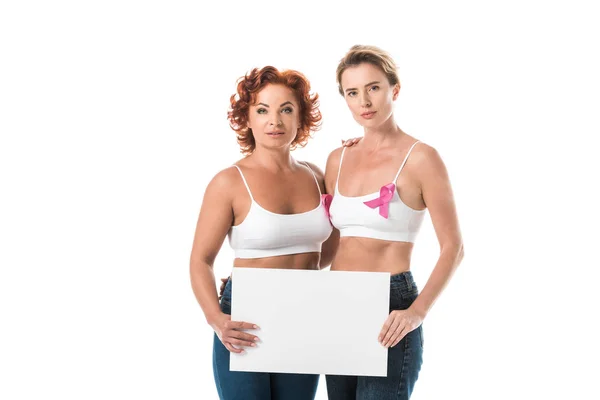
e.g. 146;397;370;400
390;287;415;311
400;286;418;302
220;298;231;315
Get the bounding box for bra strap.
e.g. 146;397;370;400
335;147;347;192
233;165;254;201
393;141;420;182
302;162;322;196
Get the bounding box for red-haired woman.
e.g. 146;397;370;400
189;66;341;399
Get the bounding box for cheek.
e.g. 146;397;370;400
284;113;300;126
249;114;267;128
344;98;356;110
247;114;256;128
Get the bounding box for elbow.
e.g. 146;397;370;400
441;241;464;266
189;253;214;275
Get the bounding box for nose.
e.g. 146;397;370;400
269;116;283;126
360;92;372;108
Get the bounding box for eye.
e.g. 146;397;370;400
347;91;357;97
369;85;379;92
281;107;293;114
257;108;267;114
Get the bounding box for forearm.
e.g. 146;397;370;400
410;242;464;318
189;261;223;326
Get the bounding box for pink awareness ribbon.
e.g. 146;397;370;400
363;183;395;219
321;194;333;220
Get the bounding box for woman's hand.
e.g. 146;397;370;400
210;312;260;354
378;308;423;348
341;137;362;147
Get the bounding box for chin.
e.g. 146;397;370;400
356;118;379;128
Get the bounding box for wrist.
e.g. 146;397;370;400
409;302;428;320
206;310;224;327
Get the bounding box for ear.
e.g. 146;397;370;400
392;83;400;101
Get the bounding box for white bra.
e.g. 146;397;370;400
329;141;426;242
228;163;333;259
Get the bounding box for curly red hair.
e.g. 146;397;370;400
228;66;322;155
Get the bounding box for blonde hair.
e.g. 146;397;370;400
336;45;400;95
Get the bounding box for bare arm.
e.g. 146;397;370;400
379;144;464;348
410;145;464;319
189;167;258;352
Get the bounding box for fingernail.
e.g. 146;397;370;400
250;343;256;347
253;325;259;329
254;337;260;342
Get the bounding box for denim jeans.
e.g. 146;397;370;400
326;271;424;400
212;278;319;400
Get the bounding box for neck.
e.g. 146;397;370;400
361;116;405;151
250;146;295;171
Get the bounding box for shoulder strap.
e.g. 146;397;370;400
335;147;347;191
233;165;254;201
302;162;322;196
393;141;421;182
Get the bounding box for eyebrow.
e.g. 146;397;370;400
345;81;381;93
256;101;295;108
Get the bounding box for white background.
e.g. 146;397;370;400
1;1;598;399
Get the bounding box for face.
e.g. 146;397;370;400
340;63;399;128
247;84;301;150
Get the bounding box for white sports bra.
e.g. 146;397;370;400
329;141;426;242
228;163;333;259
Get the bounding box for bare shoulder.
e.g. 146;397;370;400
204;165;243;200
409;142;449;179
302;161;325;180
325;146;345;170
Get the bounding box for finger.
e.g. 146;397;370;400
221;277;228;283
382;320;401;347
378;315;395;343
230;320;259;330
389;326;408;348
224;341;245;354
230;330;260;343
228;337;257;348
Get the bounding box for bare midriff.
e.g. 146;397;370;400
331;237;414;275
233;252;320;270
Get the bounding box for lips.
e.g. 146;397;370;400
266;131;284;136
361;111;377;119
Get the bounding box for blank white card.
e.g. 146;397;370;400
230;268;390;376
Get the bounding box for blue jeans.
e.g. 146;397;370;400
326;271;424;400
212;278;319;400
